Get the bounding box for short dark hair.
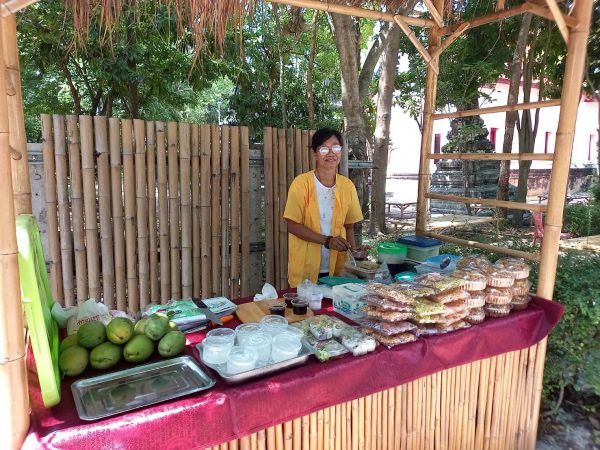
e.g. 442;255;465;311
311;128;343;152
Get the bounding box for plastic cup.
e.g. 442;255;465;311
291;298;309;315
283;293;298;308
202;328;235;365
226;347;259;374
269;303;286;317
260;314;288;336
308;293;323;310
240;332;272;363
235;323;261;346
281;325;304;344
271;334;302;363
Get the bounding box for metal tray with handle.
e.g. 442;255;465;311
71;355;215;421
196;339;315;385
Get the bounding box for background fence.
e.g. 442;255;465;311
41;114;250;314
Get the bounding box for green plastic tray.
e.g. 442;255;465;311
318;276;367;287
17;214;61;407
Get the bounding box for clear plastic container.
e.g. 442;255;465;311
271;334;302;363
397;235;442;262
202;328;236;364
235;323;262;346
226;347;259;374
332;283;368;320
240;332;272;363
260;314;289;336
281;325;305;343
308;293;323;310
377;242;408;264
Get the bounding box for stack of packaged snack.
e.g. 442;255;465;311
495;258;531;310
452;268;487;324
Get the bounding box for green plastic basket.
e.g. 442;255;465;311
16;214;61;407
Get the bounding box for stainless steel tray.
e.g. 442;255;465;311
71;355;215;421
196;340;314;385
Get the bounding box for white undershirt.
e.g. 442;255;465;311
314;174;335;273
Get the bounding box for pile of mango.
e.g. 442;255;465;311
59;314;186;376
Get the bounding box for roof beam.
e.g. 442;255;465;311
543;0;570;43
267;0;435;28
1;0;38;17
524;2;578;28
431;22;470;58
422;0;444;27
394;15;439;74
432;99;562;119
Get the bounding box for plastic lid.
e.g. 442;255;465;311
227;346;259;364
235;323;261;335
272;334;302;353
206;327;235;342
377;242;408;254
394;271;416;281
397;235;442;247
260;314;289;327
425;254;461;265
244;332;272;346
16;215;61;407
281;325;304;340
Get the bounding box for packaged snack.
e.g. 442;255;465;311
360;328;417;347
365;283;429;302
358;319;418;336
413;273;465;291
464;291;485;308
495;258;530;280
512;278;531;296
338;327;377;356
456;255;491;271
485;267;515;288
465;307;485;324
311;339;349;362
364;305;413;322
307;315;348;340
511;294;530;310
435;320;471;333
438;309;469;324
452;269;487;291
428;287;470;304
484;303;511;318
412;313;443;324
484;287;512;305
360;294;413;312
413;299;447;316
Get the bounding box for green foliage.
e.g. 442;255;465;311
562;204;600;237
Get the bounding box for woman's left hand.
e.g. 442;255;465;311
351;245;370;260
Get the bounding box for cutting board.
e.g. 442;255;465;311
235;299;314;324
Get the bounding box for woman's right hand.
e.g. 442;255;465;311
328;236;351;252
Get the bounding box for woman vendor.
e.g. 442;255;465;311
283;128;366;287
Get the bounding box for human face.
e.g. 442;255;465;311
314;135;342;170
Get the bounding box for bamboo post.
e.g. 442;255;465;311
191;124;201;298
200;124;212;298
301;130;309;174
134;119;149;311
277;128;287;289
180;122;193;299
3;12;31;215
0;16;29;444
229;127;240;298
309;130;316;171
394;15;439;74
122;119;138;314
220;125;230;296
240;126;250;296
146;121;159;304
543;0;569;43
286;128;295;187
263;128;275;284
416;0;444;235
41;114;63;302
156;122;170;303
53;115;74;305
167;122;181;300
94;116;114;308
66;115;87;302
80;115;101;300
294;129;302;177
109;118;126;312
272;129;280;288
210;125;221;297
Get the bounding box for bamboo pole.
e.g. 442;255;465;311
230;127;241;299
200;124;212;298
422;0;443;27
301;415;309;450
272;129;280;288
1;0;38;15
53;115;75;305
210;125;221;297
427;152;553;161
294;129;302;177
286;128;295;187
220;125;230;297
421;231;540;261
41;114;63;303
394;15;439;74
431;22;470;59
180;122;193;299
191;124;201;298
292;418;301;450
167;122;181;300
425;192;546;212
146;121;159;304
0;18;29;444
432;99;561;120
122;119;138;314
277;128;287;289
415;0;443;235
309;130;316;171
441;2;530;34
94;116;114;308
284;420;293;450
109;118;126;312
240;126;250;296
267;0;435;27
263;127;275;284
156;122;170;303
134;119;149;311
3;13;30;215
301;130;309;174
80;115;101;300
525;2;577;28
495;0;505;11
66;115;88;302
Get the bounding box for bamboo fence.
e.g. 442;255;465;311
40;115;251;314
264;127;313;290
208;344;545;450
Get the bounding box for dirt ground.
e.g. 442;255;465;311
537;402;600;450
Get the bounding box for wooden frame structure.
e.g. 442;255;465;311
0;0;594;448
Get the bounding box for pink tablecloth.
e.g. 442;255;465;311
23;296;563;450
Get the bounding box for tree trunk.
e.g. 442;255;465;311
62;64;82;116
497;13;532;217
274;5;287;128
370;24;401;235
307;11;319;129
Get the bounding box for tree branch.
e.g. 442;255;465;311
358;21;390;100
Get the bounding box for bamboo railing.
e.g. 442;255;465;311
210;345;545;450
264;127;313;290
41;115;251;314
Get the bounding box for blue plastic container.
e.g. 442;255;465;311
397;235;442;262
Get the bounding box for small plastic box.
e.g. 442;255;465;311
397;235;442;262
332;283;368;321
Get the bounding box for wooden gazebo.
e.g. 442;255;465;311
0;0;594;448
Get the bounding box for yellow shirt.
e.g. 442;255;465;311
283;171;363;287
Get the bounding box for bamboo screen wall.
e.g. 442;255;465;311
41;114;250;314
263;127;315;290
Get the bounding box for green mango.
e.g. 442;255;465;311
144;313;170;341
158;331;186;357
134;318;147;335
123;334;155;363
90;342;122;370
59;345;89;376
59;334;79;354
77;321;106;349
106;317;134;344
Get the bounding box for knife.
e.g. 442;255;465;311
191;298;223;325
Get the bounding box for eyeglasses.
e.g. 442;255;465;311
318;145;343;155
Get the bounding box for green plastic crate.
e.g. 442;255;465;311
16;214;61;407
